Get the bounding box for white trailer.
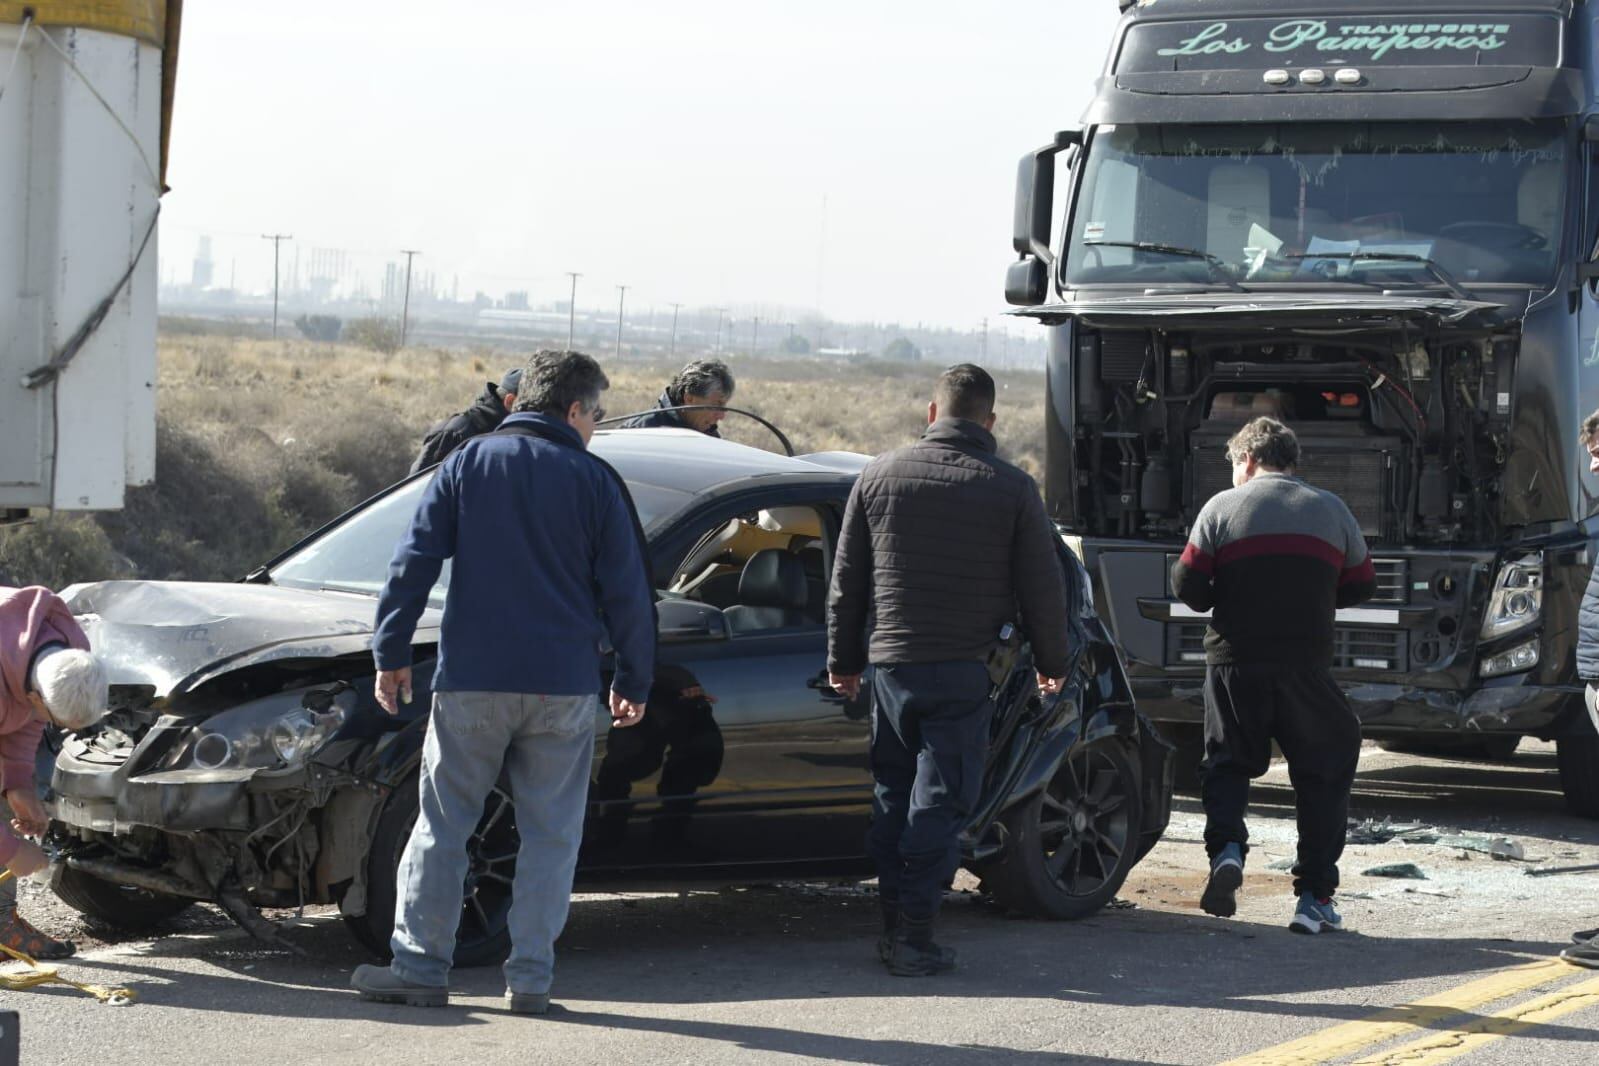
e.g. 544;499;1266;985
0;2;179;519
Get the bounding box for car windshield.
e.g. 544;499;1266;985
1064;120;1567;290
270;469;693;605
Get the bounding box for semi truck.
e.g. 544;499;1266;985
0;2;179;521
1005;0;1599;815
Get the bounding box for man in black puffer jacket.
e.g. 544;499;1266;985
1565;408;1599;969
409;368;523;474
827;363;1070;976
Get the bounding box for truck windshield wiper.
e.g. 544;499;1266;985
1279;251;1474;302
1083;240;1247;292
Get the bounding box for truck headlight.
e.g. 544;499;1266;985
1480;638;1540;678
183;687;350;770
1481;553;1543;641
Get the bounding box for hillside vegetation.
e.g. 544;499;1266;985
0;334;1047;590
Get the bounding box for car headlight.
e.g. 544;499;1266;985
1481;553;1543;641
1480;638;1540;678
183;685;350;771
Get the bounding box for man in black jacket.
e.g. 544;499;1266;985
827;364;1070;976
619;360;735;436
409;368;523;474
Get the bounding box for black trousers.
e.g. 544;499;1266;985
868;661;993;922
1201;662;1361;899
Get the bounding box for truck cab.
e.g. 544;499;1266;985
1007;0;1599;815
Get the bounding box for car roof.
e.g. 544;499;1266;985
590;428;867;496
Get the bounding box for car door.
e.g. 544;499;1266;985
583;482;874;872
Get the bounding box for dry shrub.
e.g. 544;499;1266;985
1;331;1048;590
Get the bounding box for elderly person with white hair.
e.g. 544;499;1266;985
1;585;107;959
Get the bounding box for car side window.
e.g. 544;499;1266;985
660;502;834;635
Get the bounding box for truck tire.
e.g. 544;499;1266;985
1557;733;1599;819
49;863;195;928
345;773;518;966
979;737;1143;920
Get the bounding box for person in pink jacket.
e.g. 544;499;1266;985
1;585;107;959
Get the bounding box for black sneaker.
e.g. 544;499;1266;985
886;915;956;977
1572;928;1599;945
1561;940;1599;970
1201;843;1245;918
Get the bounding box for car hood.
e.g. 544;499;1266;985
63;581;440;698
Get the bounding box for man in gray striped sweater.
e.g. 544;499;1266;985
1170;416;1375;935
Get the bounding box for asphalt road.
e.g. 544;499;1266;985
6;742;1598;1065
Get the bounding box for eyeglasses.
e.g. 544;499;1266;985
589;406;607;423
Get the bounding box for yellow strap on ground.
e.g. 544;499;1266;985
1347;971;1599;1065
0;941;137;1005
1220;958;1578;1066
0;1;165;47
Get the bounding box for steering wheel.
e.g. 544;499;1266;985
1438;221;1547;251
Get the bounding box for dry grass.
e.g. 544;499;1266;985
0;335;1046;589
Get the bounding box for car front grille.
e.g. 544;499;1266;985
1165;623;1408;672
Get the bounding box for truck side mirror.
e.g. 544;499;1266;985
1008;129;1082;307
1005;258;1050;306
1584;115;1599;143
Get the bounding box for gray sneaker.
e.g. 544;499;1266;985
1288;893;1344;935
351;963;448;1007
506;990;552;1015
1561;940;1599;970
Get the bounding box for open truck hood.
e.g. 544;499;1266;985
1017;291;1511;328
64;580;439;698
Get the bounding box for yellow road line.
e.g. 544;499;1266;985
1220;959;1577;1066
1346;972;1599;1066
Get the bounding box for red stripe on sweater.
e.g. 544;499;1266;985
1339;555;1376;587
1213;533;1346;569
1178;542;1213;575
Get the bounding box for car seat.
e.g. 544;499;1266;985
723;549;810;633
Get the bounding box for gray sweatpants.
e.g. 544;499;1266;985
389;690;598;996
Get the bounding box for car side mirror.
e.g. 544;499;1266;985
657;598;729;644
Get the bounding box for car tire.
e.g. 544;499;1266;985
1557;732;1599;819
49;863;195;928
345;773;519;966
979;736;1144;920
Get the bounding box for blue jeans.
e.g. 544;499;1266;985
390;690;598;995
868;661;993;922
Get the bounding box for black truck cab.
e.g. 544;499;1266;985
1007;0;1599;815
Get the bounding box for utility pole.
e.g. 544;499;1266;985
714;307;728;355
261;233;292;338
980;317;989;362
565;271;582;349
614;284;629;360
399;249;421;348
668;302;683;358
751;316;760;355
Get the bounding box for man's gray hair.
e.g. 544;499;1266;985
1581;408;1599;448
31;647;109;731
512;350;609;417
1226;416;1300;471
666;360;735;404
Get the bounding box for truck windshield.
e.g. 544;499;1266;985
1064;121;1566;290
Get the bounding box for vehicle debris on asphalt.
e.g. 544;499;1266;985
1363;863;1429;880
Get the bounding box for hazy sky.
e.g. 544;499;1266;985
161;1;1123;330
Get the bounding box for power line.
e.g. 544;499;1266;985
399;249;421;348
261;234;292;338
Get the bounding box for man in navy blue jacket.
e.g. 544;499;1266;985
353;350;655;1013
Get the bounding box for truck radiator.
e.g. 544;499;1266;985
1189;431;1400;536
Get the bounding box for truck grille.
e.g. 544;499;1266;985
1371;558;1407;605
1165;623;1408;672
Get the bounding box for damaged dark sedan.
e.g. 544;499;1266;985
43;427;1172;962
